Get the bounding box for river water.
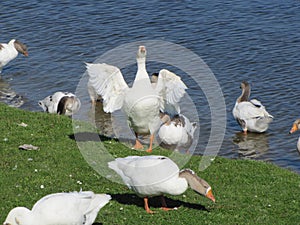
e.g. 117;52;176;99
1;0;300;173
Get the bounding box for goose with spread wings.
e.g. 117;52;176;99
86;46;187;152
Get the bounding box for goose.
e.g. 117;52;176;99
86;46;187;152
3;191;111;225
0;39;28;72
38;91;81;116
289;119;300;152
232;81;273;134
108;155;215;214
150;72;197;151
158;112;197;152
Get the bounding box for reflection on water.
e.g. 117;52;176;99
93;100;114;138
92;100;138;148
232;132;270;159
0;78;24;107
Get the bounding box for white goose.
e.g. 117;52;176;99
0;39;28;72
38;91;81;116
86;46;187;152
3;191;111;225
289;119;300;152
158;112;197;152
108;155;215;214
150;73;197;152
232;81;273;134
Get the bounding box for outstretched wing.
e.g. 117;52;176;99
86;63;129;113
155;69;187;115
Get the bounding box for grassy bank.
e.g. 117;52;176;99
0;103;299;224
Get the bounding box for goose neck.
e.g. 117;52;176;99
238;85;250;103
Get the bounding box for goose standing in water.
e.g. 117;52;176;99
108;155;215;214
232;81;273;134
86;46;187;152
0;39;28;73
3;191;111;225
289;119;300;152
38;91;81;116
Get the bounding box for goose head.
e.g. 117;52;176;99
136;45;147;61
289;119;300;134
57;96;81;116
150;72;159;84
38;100;48;112
13;40;28;57
237;81;251;103
3;207;32;225
160;112;171;125
179;169;215;202
138;45;146;56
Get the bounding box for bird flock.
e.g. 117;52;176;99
1;40;298;224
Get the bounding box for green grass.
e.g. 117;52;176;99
0;103;299;224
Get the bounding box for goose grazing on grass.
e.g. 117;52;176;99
158;112;197;152
86;46;187;152
289;119;300;152
0;39;28;72
3;191;111;225
232;81;273;134
108;155;215;214
38;91;81;116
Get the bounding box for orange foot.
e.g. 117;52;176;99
133;140;144;150
161;207;174;211
146;208;155;214
145;134;154;153
144;197;155;214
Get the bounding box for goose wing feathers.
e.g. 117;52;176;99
31;191;111;225
235;100;273;120
108;155;179;187
155;69;187;114
86;63;129;113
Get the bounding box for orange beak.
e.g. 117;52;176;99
206;188;215;203
289;124;298;134
24;51;29;57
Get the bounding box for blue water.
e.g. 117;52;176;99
1;0;300;173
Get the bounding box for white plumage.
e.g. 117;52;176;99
3;191;111;225
86;46;187;152
38;91;81;116
232;81;273;133
0;39;28;72
108;155;215;213
158;113;197;152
